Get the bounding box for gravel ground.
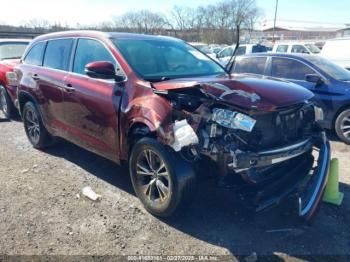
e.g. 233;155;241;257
0;117;349;260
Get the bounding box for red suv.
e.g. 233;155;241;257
16;31;330;219
0;39;30;118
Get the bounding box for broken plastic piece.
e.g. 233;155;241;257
82;186;101;201
171;119;199;152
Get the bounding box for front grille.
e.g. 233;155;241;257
248;103;314;150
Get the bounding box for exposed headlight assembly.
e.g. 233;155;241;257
212;108;256;132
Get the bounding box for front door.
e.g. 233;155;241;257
62;38;125;162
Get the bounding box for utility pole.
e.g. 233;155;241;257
272;0;279;43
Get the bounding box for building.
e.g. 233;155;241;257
259;20;342;41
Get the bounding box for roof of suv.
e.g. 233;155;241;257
33;30;179;42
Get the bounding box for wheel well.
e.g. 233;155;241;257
18;93;35;115
127;123;156;154
333;104;350;128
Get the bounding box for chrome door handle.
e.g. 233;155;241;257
32;74;40;81
63;84;75;93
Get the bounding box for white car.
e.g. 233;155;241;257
217;44;269;66
321;37;350;70
189;42;217;60
272;42;321;55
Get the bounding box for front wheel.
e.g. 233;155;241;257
335;109;350;144
129;137;196;217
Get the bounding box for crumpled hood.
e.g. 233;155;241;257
153;76;314;111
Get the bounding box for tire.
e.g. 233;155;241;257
0;85;16;119
335;108;350;144
129;137;196;217
23;101;53;149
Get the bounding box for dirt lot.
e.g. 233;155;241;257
0;117;349;260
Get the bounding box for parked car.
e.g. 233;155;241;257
272;42;321;55
209;44;226;55
321;37;350;70
217;44;269;66
0;39;30;118
16;31;330;220
189;42;217;60
232;53;350;144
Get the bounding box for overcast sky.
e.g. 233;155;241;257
1;0;349;27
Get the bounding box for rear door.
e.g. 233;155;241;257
19;39;73;136
40;38;73;135
63;38;125;161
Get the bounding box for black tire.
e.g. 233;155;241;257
129;137;196;217
23;101;53;149
335;108;350;144
0;85;16;119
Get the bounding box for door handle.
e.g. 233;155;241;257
32;74;40;81
63;83;75;93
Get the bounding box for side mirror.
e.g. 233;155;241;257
85;61;125;82
306;74;323;86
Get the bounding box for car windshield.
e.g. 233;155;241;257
307;56;350;81
0;42;29;60
305;44;321;54
112;38;225;81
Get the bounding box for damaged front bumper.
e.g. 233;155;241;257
234;133;330;221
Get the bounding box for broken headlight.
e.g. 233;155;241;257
212;108;256;132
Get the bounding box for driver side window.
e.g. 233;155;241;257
73;38;121;76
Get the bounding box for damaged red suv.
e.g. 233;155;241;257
16;31;330;220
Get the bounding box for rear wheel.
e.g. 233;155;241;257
0;85;16;119
129;137;196;217
335;109;350;144
23;101;53;148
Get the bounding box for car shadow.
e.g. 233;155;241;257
43;138;349;258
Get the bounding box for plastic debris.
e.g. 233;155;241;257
82;186;101;201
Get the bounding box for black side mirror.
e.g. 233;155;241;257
306;74;323;86
85;61;125;82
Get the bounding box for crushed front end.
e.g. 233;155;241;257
153;80;331;220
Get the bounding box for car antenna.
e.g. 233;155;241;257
225;25;240;75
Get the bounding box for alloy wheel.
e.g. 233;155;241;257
136;149;171;204
25;107;41;144
0;89;8;117
340;114;350;140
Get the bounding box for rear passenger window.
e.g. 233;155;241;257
271;58;315;80
291;45;309;54
73;39;117;75
276;45;288;53
43;39;73;71
233;57;267;75
24;42;46;66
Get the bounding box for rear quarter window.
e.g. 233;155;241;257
233;57;267;75
23;42;46;66
43;39;73;71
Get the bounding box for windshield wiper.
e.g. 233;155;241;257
225;25;240;74
2;56;21;60
145;76;172;83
